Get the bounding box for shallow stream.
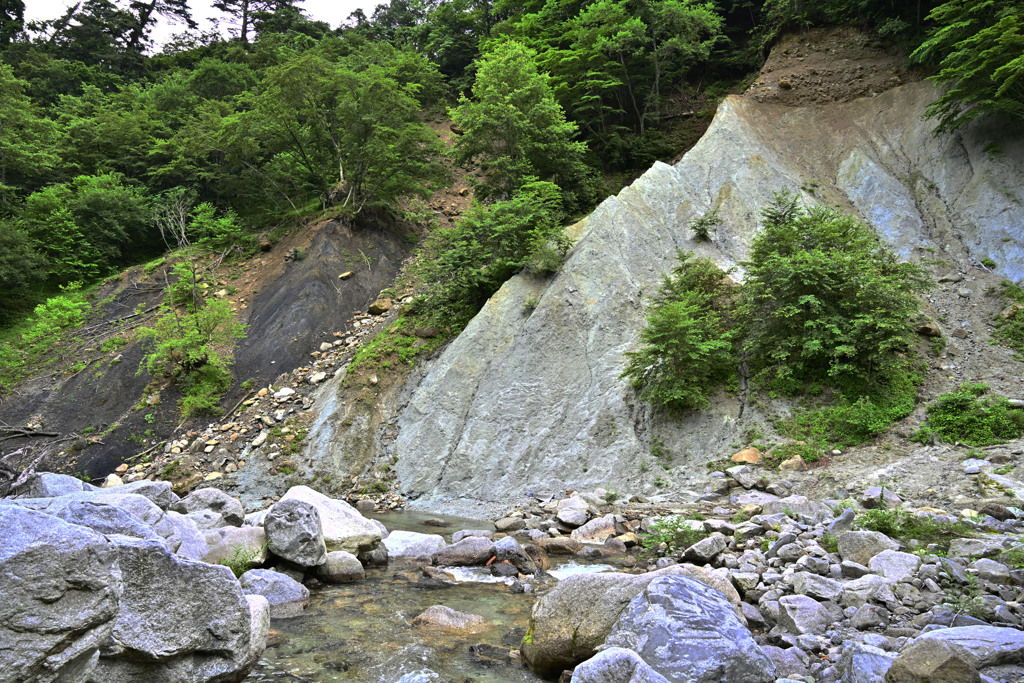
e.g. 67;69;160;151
248;510;616;683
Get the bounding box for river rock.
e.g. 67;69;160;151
778;595;832;635
100;479;177;509
93;536;267;682
279;486;382;554
495;516;526;532
384;530;446;561
885;636;981;683
495;536;539;575
557;507;589;527
571;514;618;542
433;537;495;566
838;530;900;566
914;625;1024;668
604;575;775;683
15;472;98;498
682;534;727;564
0;505;120;683
164;510;209;560
538;537;583;555
240;568;310;618
836;642;895;683
201;525;268;567
570;647;669;683
452;529;493;542
265;498;327;567
868;550;921;583
317;550;366;583
170;487;245;527
521;565;736;676
410;605;487;633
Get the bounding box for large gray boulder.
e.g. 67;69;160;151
15;472;97;498
570;648;670;683
0;505;121;683
603;576;775;683
913;625;1024;669
383;530;446;561
170;487;245;527
521;565;739;676
265;498;327;567
98;480;177;509
777;595;832;635
868;550;921;583
37;492;182;552
433;537;496;566
164;510;209;560
279;486;381;554
240;569;310;618
56;501;164;543
317;550;365;583
92;536;267;682
838;531;900;567
837;642;895;683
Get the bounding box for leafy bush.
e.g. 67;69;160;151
994;280;1024;355
689;208;721;242
220;544;265;578
641;515;708;553
622;252;737;412
856;507;970;552
923;383;1024;446
742;190;931;395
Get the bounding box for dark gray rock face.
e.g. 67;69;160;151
92;536;268;682
0;505;121;683
603;576;775;683
570;648;670;683
264;498;327;567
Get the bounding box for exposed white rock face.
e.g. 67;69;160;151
379;82;1024;515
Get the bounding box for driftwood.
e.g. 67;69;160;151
0;447;48;498
0;427;59;443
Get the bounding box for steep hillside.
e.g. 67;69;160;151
370;55;1024;516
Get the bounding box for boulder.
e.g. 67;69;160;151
164;510;209;560
603;576;775;683
726;465;760;489
93;536;267;682
948;537;1011;559
843;575;897;609
521;565;739;676
317;550;366;583
837;642;895;683
731;447;762;464
170;488;244;527
494;516;526;532
570;648;670;683
538;537;583;555
264;498;327;567
279;486;382;554
201;525;268;567
868;550;921;583
557;508;589;527
791;572;844;601
452;529;493;543
55;500;164;543
838;531;900;566
410;605;487;633
0;506;120;683
885;636;981;683
383;530;446;561
762;495;829;519
99;479;177;509
240;569;310;618
433;537;495;566
778;595;832;635
914;625;1024;668
15;472;97;498
861;486;903;509
494;536;539;575
571;514;618;542
682;534;727;564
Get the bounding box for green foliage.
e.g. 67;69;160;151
994;280;1024;354
1006;546;1024;569
220;543;264;578
347;316;450;375
641;515;708;553
138;297;246;418
622;251;737;412
450;40;592;209
742;190;931;395
821;533;838;554
856;507;970;552
911;0;1024;133
943;572;987;619
689;208;721;242
413;180;567;325
923;383;1024;446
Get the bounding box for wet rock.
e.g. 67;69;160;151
317;550;365;583
410;605;487;633
495;516;526;532
264;499;327;567
240;569;310;618
170;487;245;527
538;537;583;555
0;505;120;683
433;537;496;566
603;576;775;683
495;536;539;575
490;561;520;578
279;486;382;555
384;530;446;561
94;536;268;682
452;529;493;543
569;647;669;683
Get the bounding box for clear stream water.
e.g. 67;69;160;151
248;510;617;683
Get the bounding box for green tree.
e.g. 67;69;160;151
0;221;44;318
450;40;591;206
621;252;737;412
19;174;152;282
213;0;301;43
911;0;1024;132
0;63;57;210
0;0;24;45
741;190;931;394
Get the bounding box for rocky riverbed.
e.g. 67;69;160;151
4;466;1024;683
